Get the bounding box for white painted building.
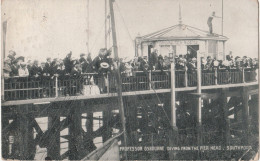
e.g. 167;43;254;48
135;21;228;60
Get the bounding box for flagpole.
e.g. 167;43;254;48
221;0;223;35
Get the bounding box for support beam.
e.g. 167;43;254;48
17;106;36;160
196;51;202;146
68;102;84;160
220;88;230;146
102;106;112;142
2;117;9;159
169;54;178;160
47;107;61;160
83;104;96;153
242;87;249;144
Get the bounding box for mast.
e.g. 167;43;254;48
87;0;90;53
179;4;182;24
108;0;128;158
105;0;107;48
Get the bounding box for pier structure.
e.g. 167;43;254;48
1;64;258;160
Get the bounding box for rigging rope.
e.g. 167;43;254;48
90;21;106;53
114;1;134;48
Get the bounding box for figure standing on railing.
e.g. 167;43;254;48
207;11;221;35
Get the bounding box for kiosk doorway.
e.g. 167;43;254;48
187;45;199;58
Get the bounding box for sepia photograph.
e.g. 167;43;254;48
1;0;259;160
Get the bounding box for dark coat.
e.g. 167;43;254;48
64;57;73;74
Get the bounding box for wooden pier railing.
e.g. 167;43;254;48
3;69;258;101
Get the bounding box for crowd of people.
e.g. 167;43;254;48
3;48;258;97
3;49;258;79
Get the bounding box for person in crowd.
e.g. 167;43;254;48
30;60;41;77
64;51;73;74
79;53;88;73
39;62;47;76
56;60;66;77
187;58;197;73
163;56;171;70
124;61;133;77
149;49;158;70
18;62;29;77
3;59;12;78
156;55;164;72
8;50;16;64
45;57;52;76
185;49;193;60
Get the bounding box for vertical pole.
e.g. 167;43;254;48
223;41;225;60
170;61;176;127
220;89;230;145
242;68;245;83
109;0;127;158
184;65;188;87
214;68;218;85
107;73;110;93
105;0;107;48
149;71;152;90
196;52;202;145
222;0;224;35
87;0;90;54
1;21;7;101
242;87;249;144
169;57;178;160
55;76;58;97
47;107;61;160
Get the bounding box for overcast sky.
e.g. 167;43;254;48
1;0;258;61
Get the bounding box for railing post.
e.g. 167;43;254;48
242;67;245;83
107;73;110;94
214;68;218;85
55;76;58;97
184;66;188;87
149;71;152;90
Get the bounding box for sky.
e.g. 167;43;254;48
1;0;258;61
